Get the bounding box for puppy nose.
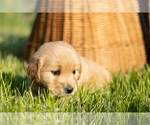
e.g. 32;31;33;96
65;86;74;94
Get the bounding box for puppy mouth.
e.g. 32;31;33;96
46;84;76;97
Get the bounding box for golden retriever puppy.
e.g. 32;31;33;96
27;41;111;96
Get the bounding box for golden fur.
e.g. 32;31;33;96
27;41;111;96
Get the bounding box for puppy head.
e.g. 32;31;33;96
27;41;81;96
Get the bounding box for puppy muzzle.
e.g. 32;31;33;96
64;85;74;94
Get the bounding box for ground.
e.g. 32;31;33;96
0;14;150;112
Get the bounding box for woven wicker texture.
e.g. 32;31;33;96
24;0;148;74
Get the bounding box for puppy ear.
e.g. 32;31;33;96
77;63;82;80
27;59;43;83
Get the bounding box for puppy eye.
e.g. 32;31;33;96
51;70;60;76
73;70;76;74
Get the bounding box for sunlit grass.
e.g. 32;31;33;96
0;63;150;112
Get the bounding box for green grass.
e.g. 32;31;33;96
0;14;150;112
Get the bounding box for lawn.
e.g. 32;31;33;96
0;14;150;112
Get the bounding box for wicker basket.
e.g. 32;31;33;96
24;0;149;74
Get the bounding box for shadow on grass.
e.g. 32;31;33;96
0;34;28;60
1;72;28;95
